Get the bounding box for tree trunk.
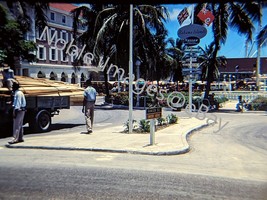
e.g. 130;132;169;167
103;68;110;101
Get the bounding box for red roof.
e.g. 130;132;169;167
49;3;78;13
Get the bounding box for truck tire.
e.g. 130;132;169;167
29;110;51;132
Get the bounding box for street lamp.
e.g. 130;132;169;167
135;59;141;107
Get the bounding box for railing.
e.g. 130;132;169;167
212;91;267;101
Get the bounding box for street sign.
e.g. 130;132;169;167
184;37;200;46
183;57;198;62
146;107;162;119
184;46;202;53
182;63;199;67
177;24;207;39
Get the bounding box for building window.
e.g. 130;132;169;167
61;31;68;42
50;12;55;21
61;50;68;62
50;28;57;42
62;15;66;24
50;48;57;61
50;72;57;80
37;27;45;40
38;46;46;60
71;73;76;84
61;72;67;82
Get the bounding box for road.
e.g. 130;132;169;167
0;107;266;199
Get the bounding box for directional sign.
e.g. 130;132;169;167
184;46;202;53
177;24;207;39
184;37;200;46
146;107;162;119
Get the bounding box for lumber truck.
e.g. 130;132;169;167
0;75;84;136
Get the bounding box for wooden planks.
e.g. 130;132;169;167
0;75;84;105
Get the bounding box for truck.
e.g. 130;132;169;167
0;75;84;137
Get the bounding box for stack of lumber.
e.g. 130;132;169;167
0;75;84;105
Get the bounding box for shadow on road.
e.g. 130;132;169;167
0;123;84;139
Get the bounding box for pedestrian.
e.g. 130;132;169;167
1;64;15;91
8;82;26;144
82;79;97;134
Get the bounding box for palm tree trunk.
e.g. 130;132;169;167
103;67;110;101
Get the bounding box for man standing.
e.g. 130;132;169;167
1;64;15;90
8;82;26;144
82;79;97;134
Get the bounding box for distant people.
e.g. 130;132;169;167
1;64;15;90
236;95;244;112
82;79;97;134
8;82;26;144
208;93;219;110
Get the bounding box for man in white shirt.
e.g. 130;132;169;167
8;82;26;144
82;79;97;134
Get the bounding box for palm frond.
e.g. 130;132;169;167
257;24;267;47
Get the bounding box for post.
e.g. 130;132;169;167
150;119;155;145
128;4;133;133
188;47;193;113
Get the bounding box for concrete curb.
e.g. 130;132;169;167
5;122;214;156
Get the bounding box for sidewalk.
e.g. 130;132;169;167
5;116;213;156
5;100;262;155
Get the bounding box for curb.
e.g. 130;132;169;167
5;122;214;156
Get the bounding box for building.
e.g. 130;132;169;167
218;57;267;80
18;3;95;85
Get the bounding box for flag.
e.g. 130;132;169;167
177;7;189;25
197;8;214;26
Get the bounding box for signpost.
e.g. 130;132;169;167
146;107;162;145
177;21;207;113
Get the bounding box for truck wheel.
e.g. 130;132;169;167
30;110;51;132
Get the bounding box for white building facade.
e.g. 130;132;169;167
18;3;94;86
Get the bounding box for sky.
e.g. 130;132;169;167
163;4;267;59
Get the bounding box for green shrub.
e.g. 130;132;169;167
124;114;178;133
157;117;166;126
111;92;129;105
249;96;267;111
215;96;228;104
139;119;150;132
123;119;138;132
166;114;178;124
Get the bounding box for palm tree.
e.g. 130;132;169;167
5;1;48;30
0;1;48;68
71;4;170;99
198;43;227;85
196;2;261;98
256;24;267;47
165;38;184;85
0;3;37;67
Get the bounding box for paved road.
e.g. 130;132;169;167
0;156;266;200
0;108;266;199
